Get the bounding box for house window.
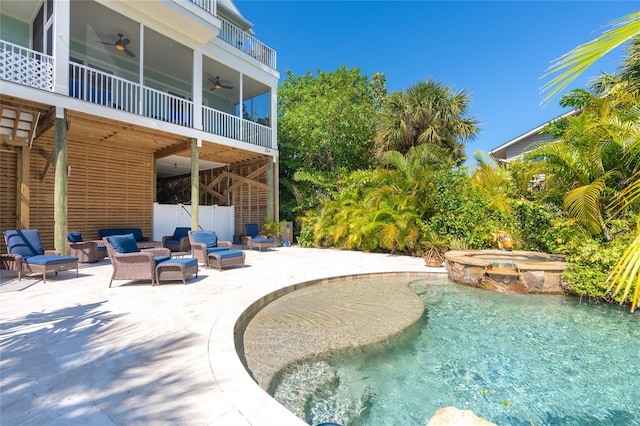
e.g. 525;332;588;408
32;0;54;55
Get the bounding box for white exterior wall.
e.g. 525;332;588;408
153;203;235;242
505;133;554;159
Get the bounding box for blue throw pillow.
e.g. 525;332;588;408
191;231;218;248
108;233;140;253
68;231;83;243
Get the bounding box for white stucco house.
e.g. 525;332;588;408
1;0;279;248
489;110;577;162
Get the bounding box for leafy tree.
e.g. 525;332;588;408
374;79;480;163
277;66;385;219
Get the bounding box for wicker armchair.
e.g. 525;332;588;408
244;223;276;251
188;230;232;265
67;231;106;263
162;227;191;252
103;235;171;287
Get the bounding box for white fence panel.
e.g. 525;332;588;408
153;203;235;243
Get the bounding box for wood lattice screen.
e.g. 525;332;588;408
157;158;271;237
0;149;18;252
1;137;155;249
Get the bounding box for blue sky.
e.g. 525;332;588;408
237;0;638;164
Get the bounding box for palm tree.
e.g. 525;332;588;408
525;93;639;241
542;16;640;310
374;79;480;162
312;144;453;254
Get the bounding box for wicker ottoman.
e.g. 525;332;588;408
207;250;245;271
155;258;198;285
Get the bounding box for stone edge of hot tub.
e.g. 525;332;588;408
444;249;568;294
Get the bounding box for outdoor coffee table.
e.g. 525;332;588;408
170;251;190;258
155;258;198;285
137;241;163;249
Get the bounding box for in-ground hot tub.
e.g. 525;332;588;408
444;249;568;294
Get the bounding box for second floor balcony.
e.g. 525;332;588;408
0;39;274;150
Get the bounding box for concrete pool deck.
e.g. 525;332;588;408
0;246;443;425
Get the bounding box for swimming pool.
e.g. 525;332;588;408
266;277;640;425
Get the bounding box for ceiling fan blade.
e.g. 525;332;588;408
99;41;115;45
121;38;131;46
124;49;136;58
221;84;234;89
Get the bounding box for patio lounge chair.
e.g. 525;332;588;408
2;229;79;283
67;231;107;263
162;227;191;252
103;233;171;287
189;230;245;270
244;223;276;251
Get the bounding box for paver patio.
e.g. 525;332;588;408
0;246;440;425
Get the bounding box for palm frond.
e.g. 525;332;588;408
541;11;640;105
606;216;640;312
563;178;607;234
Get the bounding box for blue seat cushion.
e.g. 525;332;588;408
154;255;171;265
173;227;190;240
191;231;218;248
214;250;243;259
206;247;229;255
4;230;44;257
252;236;276;244
67;231;83;243
162;258;197;268
97;245;107;253
24;254;78;265
164;239;181;246
108;234;140;254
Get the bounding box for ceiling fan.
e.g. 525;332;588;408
99;33;135;57
209;76;233;91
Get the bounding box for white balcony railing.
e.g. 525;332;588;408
241;119;272;148
143;87;194;128
202;106;271;148
189;0;216;15
0;40;54;91
5;46;273;149
203;106;239;139
186;0;276;69
69;63;140;113
219;17;276;69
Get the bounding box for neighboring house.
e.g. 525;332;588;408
0;0;279;249
489;110;577;162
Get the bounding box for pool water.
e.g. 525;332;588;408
270;278;640;426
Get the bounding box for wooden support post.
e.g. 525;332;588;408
53;113;68;254
274;159;279;223
190;139;199;230
266;157;275;222
18;144;30;229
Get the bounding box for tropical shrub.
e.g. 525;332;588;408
511;199;563;252
426;168;511;249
